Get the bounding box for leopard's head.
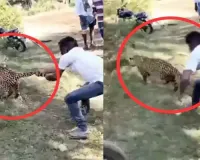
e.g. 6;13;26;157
128;55;144;66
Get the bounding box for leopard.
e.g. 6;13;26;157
0;66;46;100
129;55;182;92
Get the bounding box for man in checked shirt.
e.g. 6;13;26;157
92;0;104;39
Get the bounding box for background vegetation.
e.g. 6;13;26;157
0;0;22;29
104;0;152;17
25;0;56;16
0;0;75;29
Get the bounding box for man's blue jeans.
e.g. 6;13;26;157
192;80;200;106
98;22;104;38
193;64;200;106
64;81;103;131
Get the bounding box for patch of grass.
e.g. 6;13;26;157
104;18;200;159
104;21;145;73
26;0;56;16
68;0;75;7
104;0;153;17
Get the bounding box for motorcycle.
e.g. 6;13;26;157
104;140;127;160
0;27;27;52
7;0;34;10
116;3;154;34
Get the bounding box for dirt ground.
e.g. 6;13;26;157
104;0;200;160
0;6;103;160
23;7;103;56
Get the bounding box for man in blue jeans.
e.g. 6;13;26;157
180;31;200;113
44;36;103;139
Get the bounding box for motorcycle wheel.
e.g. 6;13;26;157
104;141;127;160
136;19;154;34
14;38;27;52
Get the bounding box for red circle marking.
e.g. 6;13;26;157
116;16;200;114
0;32;60;120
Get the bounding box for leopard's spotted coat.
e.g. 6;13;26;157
0;66;45;100
129;55;182;91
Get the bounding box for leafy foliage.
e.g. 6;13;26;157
104;0;152;17
26;0;56;15
0;0;22;29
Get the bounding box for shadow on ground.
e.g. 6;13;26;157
104;16;200;160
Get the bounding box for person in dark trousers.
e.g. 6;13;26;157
92;0;104;39
194;0;200;21
180;31;200;113
42;36;103;139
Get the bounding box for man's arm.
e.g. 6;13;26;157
45;69;64;81
180;70;193;95
45;53;75;81
39;65;62;81
39;65;56;74
180;52;199;95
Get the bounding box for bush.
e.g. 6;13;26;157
26;0;56;16
104;0;152;17
104;0;121;17
0;0;22;30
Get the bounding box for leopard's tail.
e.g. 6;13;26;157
16;71;46;79
41;40;52;43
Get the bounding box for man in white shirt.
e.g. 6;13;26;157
75;0;96;50
180;31;200;113
44;36;103;139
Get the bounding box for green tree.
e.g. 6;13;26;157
0;0;22;29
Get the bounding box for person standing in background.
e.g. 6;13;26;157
92;0;104;39
75;0;96;50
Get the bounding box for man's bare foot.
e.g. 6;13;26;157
83;45;89;50
90;44;96;49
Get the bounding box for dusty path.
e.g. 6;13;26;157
151;0;196;18
23;7;103;57
150;0;199;27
